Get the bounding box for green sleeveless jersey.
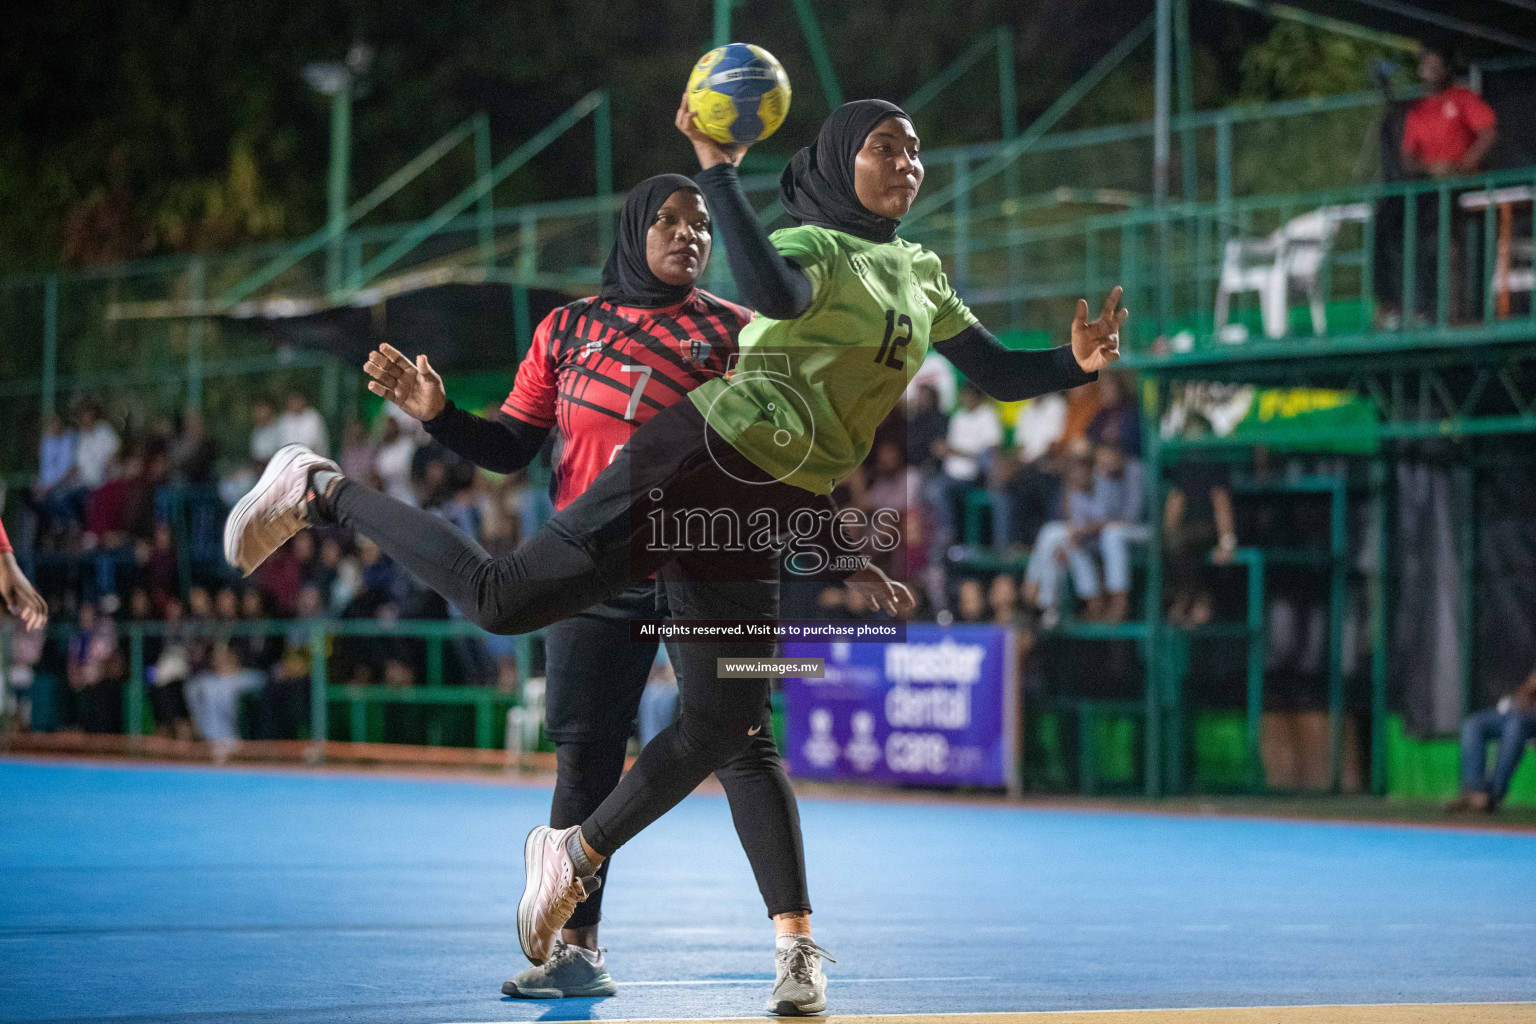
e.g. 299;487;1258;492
688;224;977;494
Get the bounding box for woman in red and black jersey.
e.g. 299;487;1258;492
363;175;811;1000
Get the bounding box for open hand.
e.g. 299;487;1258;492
1071;285;1127;374
0;552;48;632
844;564;917;617
675;93;748;171
365;343;447;422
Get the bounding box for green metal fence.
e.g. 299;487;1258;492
0;83;1450;478
913;165;1536;361
0;618;541;754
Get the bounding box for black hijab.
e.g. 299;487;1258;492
779;99;910;244
599;173;703;308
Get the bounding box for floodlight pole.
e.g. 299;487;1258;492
1154;0;1173;337
596;92;614;262
187;257;205;412
998;25;1024;327
325;77;353;299
474;113;494;270
1154;0;1172;210
714;0;733;46
790;0;844;110
1174;0;1197;202
41;274;58;428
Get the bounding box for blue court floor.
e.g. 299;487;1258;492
2;758;1534;1024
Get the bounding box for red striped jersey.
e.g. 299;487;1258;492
501;290;750;509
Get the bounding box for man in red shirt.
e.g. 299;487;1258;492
1402;48;1497;178
1377;46;1499;327
0;520;49;631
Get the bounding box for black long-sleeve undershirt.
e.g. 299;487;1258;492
693;162;814;320
693;163;1093;400
421;399;550;475
934;323;1097;401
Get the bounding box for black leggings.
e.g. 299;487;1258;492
547;585;808;925
329;400;817;881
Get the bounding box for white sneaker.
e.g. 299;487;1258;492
223;444;339;576
767;936;833;1016
517;825;599;966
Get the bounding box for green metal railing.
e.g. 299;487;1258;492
916;165;1536;356
0;80;1449;462
1;618;540;755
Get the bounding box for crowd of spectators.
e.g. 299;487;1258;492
803;361;1219;634
4;362;1247;749
2;390;540;742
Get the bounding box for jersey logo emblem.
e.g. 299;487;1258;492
581;338;604;358
687;338;712;364
849;254;870;276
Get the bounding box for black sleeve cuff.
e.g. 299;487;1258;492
422;399;550;474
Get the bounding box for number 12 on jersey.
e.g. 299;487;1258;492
874;309;913;370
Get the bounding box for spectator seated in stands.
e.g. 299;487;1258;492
169;410;218;484
374;415;419;505
73;401;121;500
186;644;265;762
1085;370;1140;462
1448;668;1536;814
1163;458;1236;628
40;400;119;534
904;383;948;480
988;572;1022;627
1020;443;1143;626
249;397;282;465
259;585;325;739
954;577;989;624
140;591;193;741
1023;445;1098;628
862;440;918;577
233;588;282;679
33;414;77;531
1092;443;1147;623
338;418;377;481
924;382;1002;557
638;646;678;747
66;601;124;734
277;391;329;456
988;391;1065;554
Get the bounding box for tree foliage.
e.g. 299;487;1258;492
1;2;1394;273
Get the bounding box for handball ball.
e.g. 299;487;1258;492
687;43;791;145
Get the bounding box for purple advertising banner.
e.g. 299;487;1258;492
782;624;1018;790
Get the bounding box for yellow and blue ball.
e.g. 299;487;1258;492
686;43;791;145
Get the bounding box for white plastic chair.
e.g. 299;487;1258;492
1215;204;1368;341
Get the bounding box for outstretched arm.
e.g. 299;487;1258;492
423;403;551;476
935;286;1125;401
364;343;550;475
676;95;814;320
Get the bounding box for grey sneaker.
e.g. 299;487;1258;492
501;940;617;999
766;937;834;1016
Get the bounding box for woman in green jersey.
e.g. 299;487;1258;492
224;96;1124;1011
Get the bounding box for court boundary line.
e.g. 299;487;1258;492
5;754;1534;838
439;1002;1536;1024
